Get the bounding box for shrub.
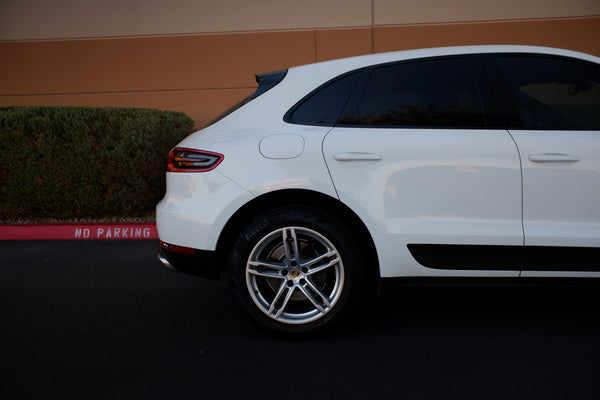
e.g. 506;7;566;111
0;106;194;222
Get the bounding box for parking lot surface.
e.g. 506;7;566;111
2;240;599;399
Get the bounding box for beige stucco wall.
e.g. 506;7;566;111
1;0;371;40
1;0;598;40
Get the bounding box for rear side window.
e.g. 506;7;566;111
340;58;486;128
490;56;600;130
285;72;361;126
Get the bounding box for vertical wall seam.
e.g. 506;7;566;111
314;28;317;61
371;0;375;53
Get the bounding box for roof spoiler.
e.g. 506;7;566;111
253;69;288;98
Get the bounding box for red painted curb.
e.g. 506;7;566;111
0;223;158;240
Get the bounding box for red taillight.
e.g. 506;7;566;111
167;147;224;172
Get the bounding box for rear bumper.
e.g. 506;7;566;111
157;246;221;280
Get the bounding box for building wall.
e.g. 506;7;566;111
1;0;599;127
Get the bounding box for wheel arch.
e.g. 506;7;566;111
216;189;381;297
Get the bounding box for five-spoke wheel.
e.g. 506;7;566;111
246;226;344;324
229;206;363;332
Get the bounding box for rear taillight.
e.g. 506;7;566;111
167;147;224;172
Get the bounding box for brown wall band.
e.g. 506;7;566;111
1;17;599;127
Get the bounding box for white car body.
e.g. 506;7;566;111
157;45;600;330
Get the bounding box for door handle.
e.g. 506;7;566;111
334;152;382;161
528;153;580;163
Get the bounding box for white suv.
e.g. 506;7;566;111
157;45;600;332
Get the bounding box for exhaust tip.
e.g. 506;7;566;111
157;251;177;272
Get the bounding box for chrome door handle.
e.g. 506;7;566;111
334;152;382;161
528;153;580;162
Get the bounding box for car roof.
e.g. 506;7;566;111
292;45;600;73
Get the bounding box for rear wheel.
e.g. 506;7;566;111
229;206;363;332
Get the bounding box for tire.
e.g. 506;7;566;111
228;205;364;333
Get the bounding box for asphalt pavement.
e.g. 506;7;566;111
2;240;599;399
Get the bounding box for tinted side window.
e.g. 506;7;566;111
492;56;600;130
341;58;485;128
286;72;360;126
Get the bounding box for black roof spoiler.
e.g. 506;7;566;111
253;69;288;98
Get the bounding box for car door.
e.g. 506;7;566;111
486;54;600;275
322;56;523;278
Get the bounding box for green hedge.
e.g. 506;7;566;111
0;106;194;222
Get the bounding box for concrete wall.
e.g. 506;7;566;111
1;0;599;127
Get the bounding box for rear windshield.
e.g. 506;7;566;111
205;69;287;127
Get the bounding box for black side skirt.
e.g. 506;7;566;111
407;244;600;272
